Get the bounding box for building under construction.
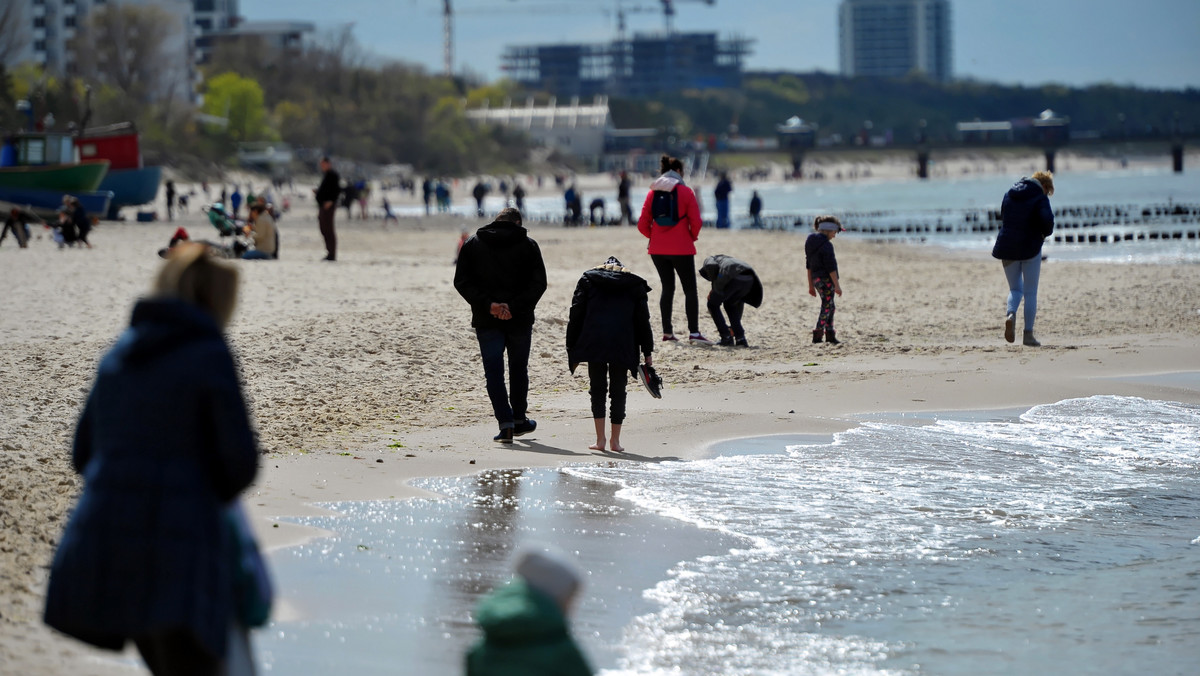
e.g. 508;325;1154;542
502;32;753;99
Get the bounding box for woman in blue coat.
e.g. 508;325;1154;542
44;244;259;675
992;171;1055;346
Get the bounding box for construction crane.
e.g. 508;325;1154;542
439;0;717;75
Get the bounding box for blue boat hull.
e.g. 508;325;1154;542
0;186;114;218
99;165;162;209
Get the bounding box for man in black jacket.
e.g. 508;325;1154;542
314;157;341;261
454;208;548;443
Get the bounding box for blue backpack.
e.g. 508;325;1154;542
650;189;679;226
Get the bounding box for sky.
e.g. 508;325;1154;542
242;0;1200;90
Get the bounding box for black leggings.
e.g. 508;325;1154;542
588;362;627;424
650;254;699;335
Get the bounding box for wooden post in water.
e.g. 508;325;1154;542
1044;149;1056;173
1173;144;1184;173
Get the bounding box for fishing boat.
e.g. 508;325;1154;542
0;131;113;217
75;122;163;219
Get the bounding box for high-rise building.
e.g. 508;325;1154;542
190;0;239;63
839;0;952;82
503;32;753;100
3;0;197;96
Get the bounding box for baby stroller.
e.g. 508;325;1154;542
200;203;250;258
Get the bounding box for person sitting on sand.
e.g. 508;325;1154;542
242;203;278;260
806;215;844;344
466;545;593;676
698;254;762;347
566;256;654;453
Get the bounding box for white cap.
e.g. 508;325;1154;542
514;545;582;607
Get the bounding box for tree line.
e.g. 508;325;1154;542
3;4;1197;177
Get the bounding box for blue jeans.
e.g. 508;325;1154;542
1003;254;1042;331
715;199;730;229
242;250;272;260
475;325;532;428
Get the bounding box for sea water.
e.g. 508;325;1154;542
433;166;1200;264
257;395;1200;674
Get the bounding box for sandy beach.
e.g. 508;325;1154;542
2;181;1199;673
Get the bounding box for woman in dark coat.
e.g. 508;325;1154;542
44;243;259;675
566;256;654;453
992;171;1055;346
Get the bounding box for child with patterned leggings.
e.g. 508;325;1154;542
805;215;844;344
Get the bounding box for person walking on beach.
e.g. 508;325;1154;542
617;171;632;225
422;177;434;215
993;171;1055;347
699;254;762;347
806;215;844;344
69;196;93;249
454;207;548;443
714;172;732;229
44;244;262;675
749;190;763;229
566;256;654;453
512;182;526;212
165;180;176;221
637;155;712;344
466;546;593;676
230;185;243;219
315;157;341;261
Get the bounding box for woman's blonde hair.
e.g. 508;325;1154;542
1031;170;1054;197
153;243;239;328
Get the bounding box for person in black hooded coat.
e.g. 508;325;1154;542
454;208;548;443
566;256;654;453
992;171;1055;347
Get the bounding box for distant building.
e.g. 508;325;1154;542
4;0;197;99
466;97;612;161
502;32;753;99
839;0;952;82
195;20;315;65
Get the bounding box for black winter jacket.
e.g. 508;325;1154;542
565;265;653;374
698;254;762;307
315;168;341;205
805;232;838;279
454;220;548;329
992;177;1054;260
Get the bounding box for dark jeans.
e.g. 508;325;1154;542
650;254;699;335
476;325;532;428
708;276;753;339
318;205;337;259
587;362;628;424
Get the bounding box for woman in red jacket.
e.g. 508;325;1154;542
637;155;712;344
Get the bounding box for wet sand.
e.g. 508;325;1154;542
1;188;1199;673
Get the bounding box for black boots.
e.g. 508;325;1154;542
812;330;823;344
826;330;840;345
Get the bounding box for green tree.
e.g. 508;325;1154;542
202;72;274;144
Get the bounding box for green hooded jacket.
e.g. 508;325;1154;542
465;579;593;676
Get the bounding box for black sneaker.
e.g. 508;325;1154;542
513;419;537;437
734;337;749;347
718;335;734;347
494;428;513;443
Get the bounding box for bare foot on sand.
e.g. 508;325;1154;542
589;439;606;451
609;443;625;453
